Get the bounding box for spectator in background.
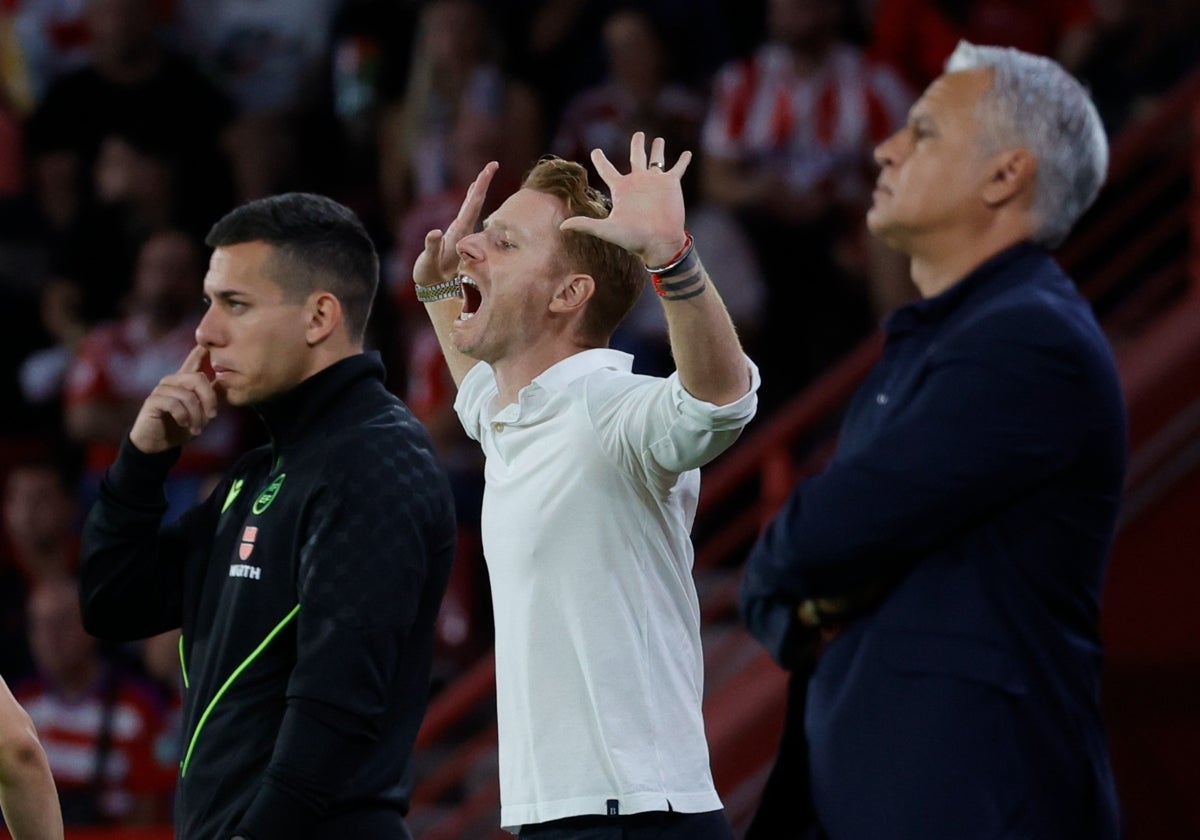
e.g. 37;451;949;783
1076;0;1200;135
490;0;736;132
0;457;81;685
16;274;87;426
555;6;765;375
552;7;706;177
868;0;1097;94
173;0;343;200
15;576;173;826
3;459;78;584
91;130;179;241
1;456;80;668
633;0;750;90
0;66;59;440
378;0;543;236
19;127;220;430
0;673;64;840
63;229;241;520
173;0;339;118
702;0;913;407
318;0;421;231
488;0;610;134
23;0;236;327
2;29;61;436
25;0;235;232
3;0;91;107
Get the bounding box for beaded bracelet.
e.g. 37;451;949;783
414;278;463;304
646;233;707;301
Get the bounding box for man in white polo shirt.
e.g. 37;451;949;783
412;132;758;838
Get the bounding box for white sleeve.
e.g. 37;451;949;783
588;356;760;478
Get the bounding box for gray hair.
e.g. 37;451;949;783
946;40;1108;248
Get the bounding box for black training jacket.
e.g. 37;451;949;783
80;352;456;839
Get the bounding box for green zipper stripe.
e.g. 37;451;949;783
179;604;300;777
178;633;189;690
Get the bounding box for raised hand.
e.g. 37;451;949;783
129;345;220;454
559;132;691;267
414;161;499;289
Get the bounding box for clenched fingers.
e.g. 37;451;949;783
147;382;214;436
160;369;219;421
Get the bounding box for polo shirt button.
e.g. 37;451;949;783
493;422;505;432
876;393;889;405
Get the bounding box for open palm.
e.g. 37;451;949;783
560;132;691;267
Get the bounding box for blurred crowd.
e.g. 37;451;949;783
0;0;1196;828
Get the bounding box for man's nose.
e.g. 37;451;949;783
195;307;222;347
456;231;484;264
874;129;904;168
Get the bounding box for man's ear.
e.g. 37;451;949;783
982;147;1037;208
305;291;343;346
549;274;595;315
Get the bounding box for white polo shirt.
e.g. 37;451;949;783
455;349;759;832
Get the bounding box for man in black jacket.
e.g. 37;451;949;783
78;193;457;839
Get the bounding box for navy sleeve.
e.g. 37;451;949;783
234;432;455;837
79;437;220;640
740;309;1100;659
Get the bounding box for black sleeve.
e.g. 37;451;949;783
79;437;220;641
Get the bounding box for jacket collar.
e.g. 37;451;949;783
254;352;385;451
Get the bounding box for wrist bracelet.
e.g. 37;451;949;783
646;234;707;300
414;278;462;303
644;232;693;275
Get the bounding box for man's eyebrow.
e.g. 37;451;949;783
208;289;249;302
482;216;525;239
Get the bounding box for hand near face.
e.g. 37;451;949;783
561;131;691;267
128;345;220;454
414;160;499;289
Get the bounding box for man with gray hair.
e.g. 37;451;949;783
741;41;1124;837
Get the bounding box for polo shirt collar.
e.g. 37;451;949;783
529;348;634;394
886;240;1045;335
